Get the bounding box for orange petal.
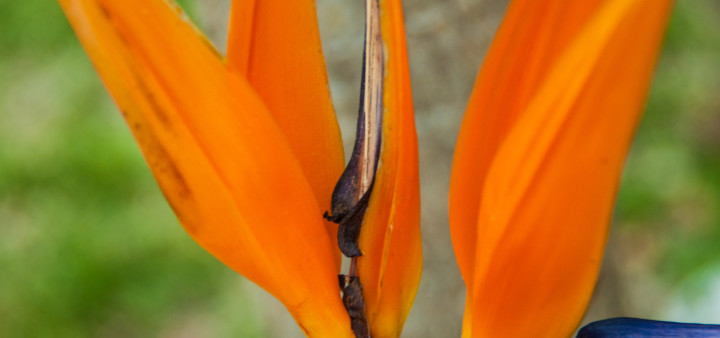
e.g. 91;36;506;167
450;0;615;295
58;0;351;336
451;4;597;328
356;1;422;337
450;0;673;336
227;0;345;260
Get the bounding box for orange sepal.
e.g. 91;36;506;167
58;0;352;336
450;0;674;336
227;0;345;260
450;0;620;293
356;1;422;337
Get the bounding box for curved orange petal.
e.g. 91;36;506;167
227;0;345;260
58;0;351;336
356;1;422;337
450;4;604;331
450;0;617;295
450;0;673;336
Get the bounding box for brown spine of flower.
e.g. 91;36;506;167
324;0;384;259
328;0;383;336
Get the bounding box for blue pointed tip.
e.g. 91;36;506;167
577;317;720;337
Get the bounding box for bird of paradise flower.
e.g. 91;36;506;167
450;0;675;337
58;0;715;337
58;0;420;336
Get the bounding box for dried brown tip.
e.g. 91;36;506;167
340;275;370;338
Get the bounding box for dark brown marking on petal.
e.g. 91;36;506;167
95;1;132;49
143;141;195;234
144;92;171;127
90;1;198;236
152;146;192;199
129;73;171;129
96;2;169;129
297;323;309;337
133;130;193;228
97;1;111;20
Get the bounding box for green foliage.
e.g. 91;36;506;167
617;1;720;285
0;1;264;337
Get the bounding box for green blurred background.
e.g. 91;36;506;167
0;0;718;337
